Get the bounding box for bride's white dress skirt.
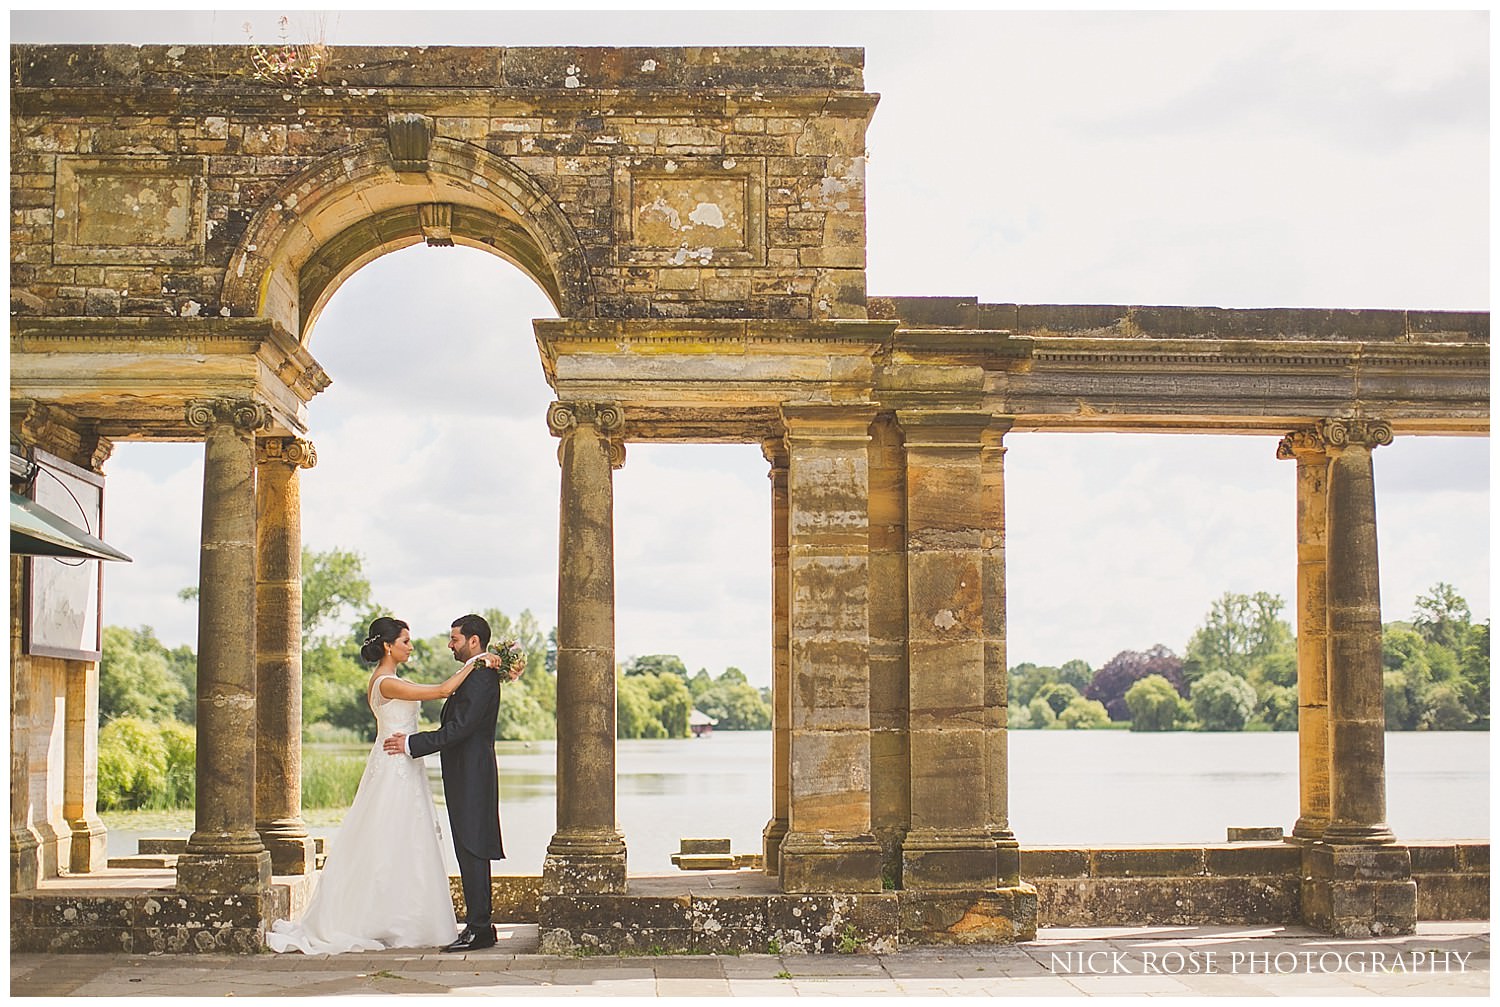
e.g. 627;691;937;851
267;686;458;954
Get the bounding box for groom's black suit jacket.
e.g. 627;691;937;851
408;665;505;860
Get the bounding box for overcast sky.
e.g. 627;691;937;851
15;9;1489;687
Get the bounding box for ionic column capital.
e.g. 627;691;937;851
548;401;625;468
547;400;624;436
186;398;272;435
256;437;317;470
1276;428;1330;460
1319;417;1393;452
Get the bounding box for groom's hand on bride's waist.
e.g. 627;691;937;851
382;732;408;756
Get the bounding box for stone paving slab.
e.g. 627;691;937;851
10;921;1488;997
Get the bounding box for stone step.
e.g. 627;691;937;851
135;836;326;855
732;853;764;870
107;854;178;869
678;838;732;855
671;853;737;870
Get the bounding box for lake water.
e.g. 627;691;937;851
107;730;1488;875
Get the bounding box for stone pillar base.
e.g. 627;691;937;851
11;827;40;893
902;829;1000;890
900;883;1039;943
761;817;788;876
780;831;883;894
175;850;272;895
1290;816;1329;843
257;822;316;876
1300;842;1415;937
67;815;108;873
543;831;627;895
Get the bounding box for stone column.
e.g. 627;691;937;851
979;420;1021;885
898;411;1000;890
778;405;883;894
1277;430;1331;841
542;401;627;895
10;555;40;892
867;413;909;887
1301;416;1414;938
760;438;791;875
177;398;272;895
255;437;317;876
1321;417;1395;845
64;659;107;872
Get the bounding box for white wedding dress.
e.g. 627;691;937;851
266;676;459;954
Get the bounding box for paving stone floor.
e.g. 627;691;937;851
9;921;1487;997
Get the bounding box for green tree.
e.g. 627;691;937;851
1010;662;1092;709
1058;696;1111;729
97;716;169;810
1422;683;1475;731
1183;591;1295;686
687;668;714;701
645;672;693;738
301;547;372;636
616;672;667;739
1034;682;1081;716
1190;670;1259;731
1382;628;1433;731
1124;674;1192;731
696;678;772;730
1026;695;1057;729
1257;684;1299;731
1459;621;1489;726
98;626;190;724
625;654;689;679
157;719;197;806
1413;582;1471;652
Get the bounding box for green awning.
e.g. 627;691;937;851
10;491;132;562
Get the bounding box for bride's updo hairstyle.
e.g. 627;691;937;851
360;616;409;663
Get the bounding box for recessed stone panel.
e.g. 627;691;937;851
614;157;765;266
55;156;206;264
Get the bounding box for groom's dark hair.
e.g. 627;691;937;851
452;613;491;649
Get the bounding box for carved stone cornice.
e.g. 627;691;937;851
1318;417;1393;451
1276;428;1329;460
548;401;625;468
10;400;114;471
186;398;272;435
761;436;789;471
256;437;318;469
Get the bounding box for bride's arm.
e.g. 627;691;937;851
377;655;498;701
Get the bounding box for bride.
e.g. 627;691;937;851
266;616;500;954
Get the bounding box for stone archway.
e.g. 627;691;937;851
220;130;595;340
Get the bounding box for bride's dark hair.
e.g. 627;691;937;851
360;616;409;663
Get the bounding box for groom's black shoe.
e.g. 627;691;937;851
442;925;497;953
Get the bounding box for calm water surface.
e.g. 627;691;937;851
108;730;1488;874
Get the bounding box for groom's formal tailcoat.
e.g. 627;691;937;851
408;666;505;860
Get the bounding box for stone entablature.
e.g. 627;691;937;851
12;44;874;328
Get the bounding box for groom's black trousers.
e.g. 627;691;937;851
456;843;492;927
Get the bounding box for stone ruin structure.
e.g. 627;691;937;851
8;45;1489;952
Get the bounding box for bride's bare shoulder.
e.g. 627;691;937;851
370;673;402;697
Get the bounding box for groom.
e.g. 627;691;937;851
384;613;516;952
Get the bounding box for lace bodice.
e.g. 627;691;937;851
369;675;422;735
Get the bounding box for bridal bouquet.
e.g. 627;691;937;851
487;639;527;681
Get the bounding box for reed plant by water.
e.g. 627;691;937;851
301;747;367;809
